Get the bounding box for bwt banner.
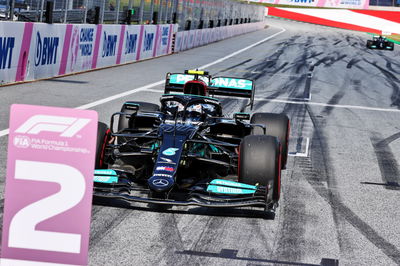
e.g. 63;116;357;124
251;0;369;9
0;22;25;84
174;22;265;53
0;22;177;85
28;24;66;80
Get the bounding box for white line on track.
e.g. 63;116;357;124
0;27;286;138
254;97;400;113
288;137;310;157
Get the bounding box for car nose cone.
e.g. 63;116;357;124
148;176;174;192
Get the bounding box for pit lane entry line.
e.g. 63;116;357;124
0;27;287;138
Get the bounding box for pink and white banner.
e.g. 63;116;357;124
0;21;265;85
174;22;265;53
1;104;98;265
0;22;177;85
138;25;157;60
27;23;68;80
0;22;25;83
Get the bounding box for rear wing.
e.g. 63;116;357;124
165;72;255;109
208;77;255;109
165;72;211;93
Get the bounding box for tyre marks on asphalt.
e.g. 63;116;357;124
151;212;191;265
365;59;400;109
304;106;400;265
371;132;400;190
89;205;133;246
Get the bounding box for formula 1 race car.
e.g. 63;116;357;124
366;35;394;50
93;70;290;218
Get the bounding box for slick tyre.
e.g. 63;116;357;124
95;122;110;169
251;113;290;169
366;40;373;49
118;101;160;131
239;135;282;202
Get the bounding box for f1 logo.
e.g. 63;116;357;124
15;115;90;137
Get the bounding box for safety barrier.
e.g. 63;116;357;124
267;7;400;35
0;22;177;85
173;22;266;53
0;21;265;85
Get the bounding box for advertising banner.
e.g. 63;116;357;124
64;24;98;74
1;104;98;266
174;31;184;53
138;25;157;60
155;24;174;57
0;22;25;85
119;25;141;64
26;23;67;80
95;24;122;68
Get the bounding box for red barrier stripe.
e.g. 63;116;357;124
351;10;400;24
268;7;381;34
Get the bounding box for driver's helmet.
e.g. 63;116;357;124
186;104;204;122
183;80;207;96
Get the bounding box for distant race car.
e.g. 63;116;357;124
366;36;394;51
93;70;290;218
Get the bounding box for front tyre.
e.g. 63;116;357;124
251;113;290;169
239;135;282;204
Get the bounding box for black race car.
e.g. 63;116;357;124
366;35;394;50
93;70;290;218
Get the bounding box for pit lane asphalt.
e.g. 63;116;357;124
1;18;400;265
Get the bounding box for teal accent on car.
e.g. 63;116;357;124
206;185;256;194
169;74;210;85
94;169;117;176
210;77;253;90
94;169;118;183
210;179;257;189
162;147;179;156
209;144;220;153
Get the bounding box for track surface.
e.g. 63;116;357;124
1;18;400;265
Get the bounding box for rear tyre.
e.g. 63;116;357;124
95;122;110;169
239;135;281;204
366;40;373;49
118;101;160;131
251;113;290;169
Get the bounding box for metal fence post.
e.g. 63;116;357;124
150;0;155;23
100;0;105;24
39;0;45;22
9;0;15;21
139;0;144;24
157;0;163;24
115;0;120;23
83;0;88;23
164;0;169;22
64;0;68;23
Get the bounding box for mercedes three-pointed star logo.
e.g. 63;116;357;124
152;178;169;187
